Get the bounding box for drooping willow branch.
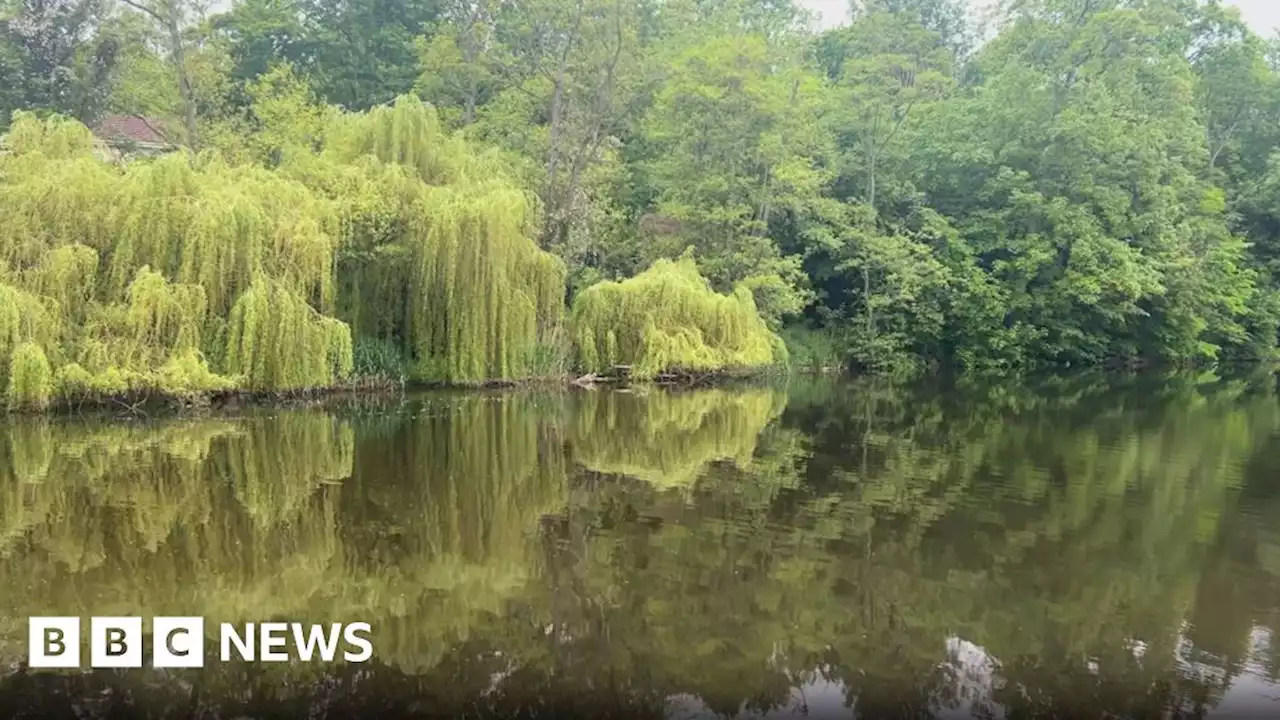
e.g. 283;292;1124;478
0;98;573;405
571;255;786;379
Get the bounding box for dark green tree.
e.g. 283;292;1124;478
0;0;119;127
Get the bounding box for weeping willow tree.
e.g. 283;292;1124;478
325;95;478;186
1;97;569;409
571;256;786;379
0;283;60;390
0;112;355;407
406;185;566;382
106;156;341;318
293;96;568;384
570;388;787;490
6;343;53;410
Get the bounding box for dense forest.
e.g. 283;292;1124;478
3;0;1280;407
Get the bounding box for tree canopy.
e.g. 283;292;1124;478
3;0;1280;403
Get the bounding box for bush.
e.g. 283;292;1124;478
53;363;94;401
155;350;239;397
352;336;406;381
570;257;785;379
7;343;53;410
780;325;848;372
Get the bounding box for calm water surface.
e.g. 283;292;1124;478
1;372;1279;719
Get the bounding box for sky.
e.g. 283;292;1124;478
797;0;1280;35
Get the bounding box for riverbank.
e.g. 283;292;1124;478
10;359;1274;419
2;366;793;418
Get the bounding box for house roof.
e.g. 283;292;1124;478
93;115;173;146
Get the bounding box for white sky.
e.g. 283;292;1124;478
798;0;1280;36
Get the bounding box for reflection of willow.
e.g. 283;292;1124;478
0;395;568;681
5;420;55;484
345;393;568;675
0;413;351;666
217;412;355;529
570;388;786;489
0;419;244;559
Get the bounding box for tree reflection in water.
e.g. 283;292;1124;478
0;371;1277;719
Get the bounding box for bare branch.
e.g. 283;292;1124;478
117;0;166;25
137;115;177;144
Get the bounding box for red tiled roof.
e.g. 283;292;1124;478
93;115;172;145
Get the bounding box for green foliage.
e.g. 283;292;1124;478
352;336;406;380
107;154;341;317
31;244;99;323
0;282;60;386
634;33;824;325
0;112;355;406
10;0;1280;391
1;110;97;156
6;342;53;410
1;100;573;408
0;1;119;129
214;62;335;165
886;1;1269;368
224;279;353;391
325;95;478;185
284;0;441;110
121;268;207;367
309;96;567;384
571;256;786;379
779;325;848;372
51;362;94;402
406;182;567;382
155;350;239;398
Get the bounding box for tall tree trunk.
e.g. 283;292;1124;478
758;166;771;232
120;0;198;148
545;74;565;197
864;265;874;337
542;74;567;248
540;0;585;248
164;0;197;148
460;2;484;126
559;0;625;247
867;145;877;209
464;74;478;125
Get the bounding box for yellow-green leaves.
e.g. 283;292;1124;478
311;97;567;384
224;279;353;391
571;256;784;379
0;114;350;405
0;102;573;408
1;112;96;158
6;343;53;410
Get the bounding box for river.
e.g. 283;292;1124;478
0;371;1278;719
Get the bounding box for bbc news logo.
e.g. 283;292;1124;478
28;617;373;668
